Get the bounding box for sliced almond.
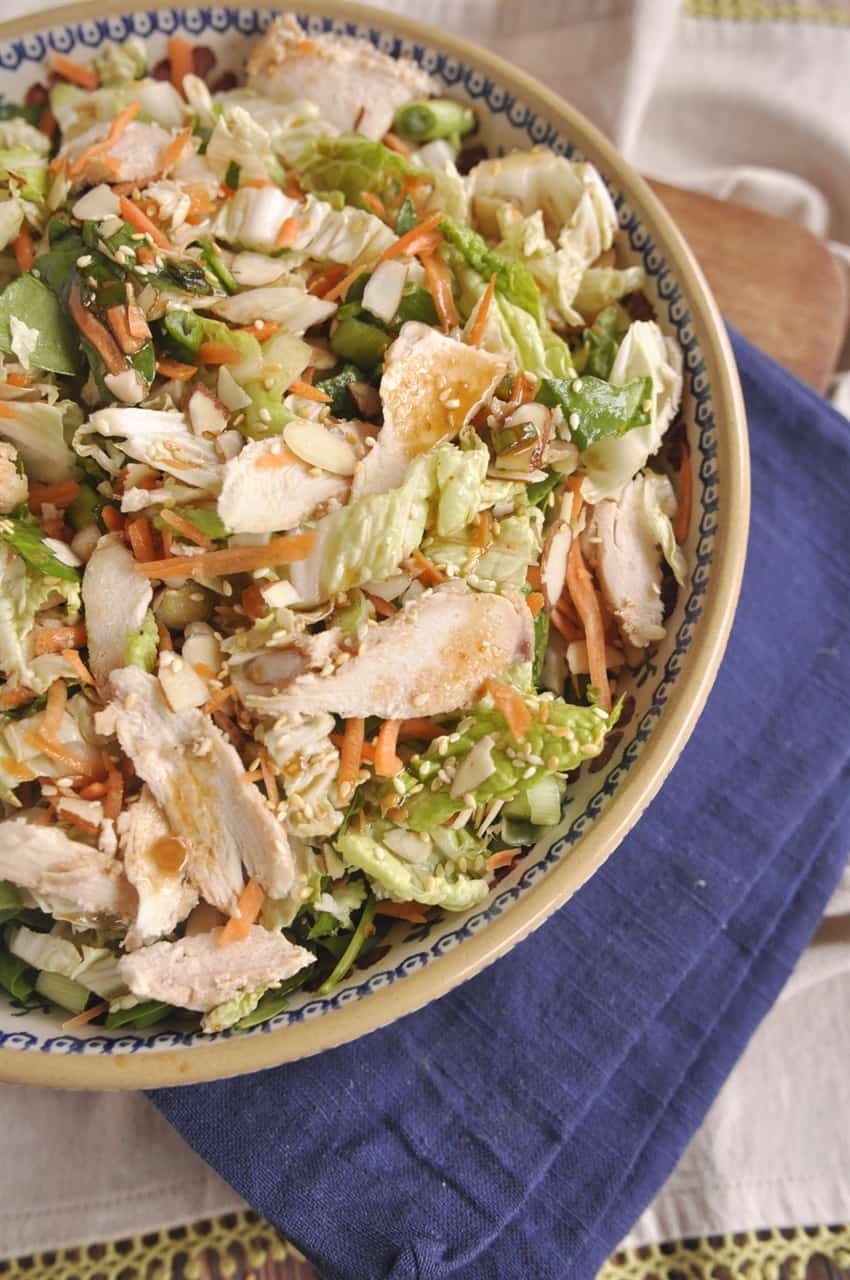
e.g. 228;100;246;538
217;365;252;412
187;385;230;437
541;520;572;611
283;419;357;476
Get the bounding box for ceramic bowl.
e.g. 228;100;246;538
0;0;748;1088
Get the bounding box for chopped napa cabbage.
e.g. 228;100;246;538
580;320;683;502
295;133;410;206
643;471;688;585
263;710;342;838
210;285;336;333
213;186;300;253
383;689;619;832
432;430;490;538
0;274;79;377
0;198;23;251
557;162;618;264
467;147;588;239
417;140;469;222
51;78;185;140
93;36;147;86
206;104;281;186
0;146;49;203
494;206;585;328
201;985;265;1034
0;119;50;156
0;542;81;691
7;924;126;999
288;194;395;266
74;406;221;491
289;454;434;604
335;828;490;912
124;609;159;672
572;265;646;321
474;508;543;589
308;878;368;936
206;87;336;166
440;214;543;322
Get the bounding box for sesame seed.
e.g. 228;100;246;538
642;399;652;413
522;765;536;780
463;792;476;809
568;411;580;430
572;378;583;392
258;408;272;423
75;254;92;268
547;755;559;769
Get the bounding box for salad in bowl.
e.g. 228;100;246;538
0;13;689;1039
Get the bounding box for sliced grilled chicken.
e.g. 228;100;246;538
82;534;153;692
217;438;348;535
0;821;134;926
105;668;296;912
118;787;197;951
352;323;508;500
236;582;534;719
61;121;172;188
118;924;314;1012
246;15;434;140
584;474;666;648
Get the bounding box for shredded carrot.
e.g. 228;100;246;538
68;100;140;179
48;51;97;91
168;34;193;97
398;718;446;741
550;604;582;644
0;403;16;420
0;756;36;781
287;379;330;403
419;249;458;330
61;650;94;686
468;273;497;347
59;807;100;836
526;592;545;618
411;549;445;586
374;901;429;924
198;341;243;366
40;680;68;740
78;780;108;800
324;261;371;303
359;191;388;221
240;583;268;620
156;357;198;381
374;720;403;778
40;516;68;540
28;480;80;513
375;211;443;266
219;878;265;945
159;126;192;174
62;1001;109;1032
136;532;317;580
155;618;172;652
337;717;365;802
126;515;157;563
308;263;348;297
5;371;32;388
34;624;86;657
275;216;301;248
510;371;537;405
160;525;173;557
117;194;170;250
566;537;611;711
486;848;518;871
673;439;692;544
69;280;127;376
13;224;34;274
237;321;279;342
331;733;376;764
184;185;216;223
203;684;235;716
193;662;215;680
38;107;57;141
101;505;125;533
485;679;532;742
382;131;411;156
159;509;211;549
101;752;124;822
254;448;298;470
0;685;34;710
257;747;278;806
106;303;150;356
364;592;397;618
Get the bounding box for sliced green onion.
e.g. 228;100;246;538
162;309;204;359
199;239;238;295
330;316;391;371
35;971;89;1015
393;99;475;142
0;949;35;1002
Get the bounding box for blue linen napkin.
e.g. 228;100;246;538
152;330;850;1280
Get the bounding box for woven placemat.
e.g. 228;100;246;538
2;1215;850;1279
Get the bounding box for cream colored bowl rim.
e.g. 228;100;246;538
0;0;749;1090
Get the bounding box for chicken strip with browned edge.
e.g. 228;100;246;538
118;786;198;951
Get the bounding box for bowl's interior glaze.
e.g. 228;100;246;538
0;3;745;1085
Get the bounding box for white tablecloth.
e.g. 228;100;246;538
1;0;849;1260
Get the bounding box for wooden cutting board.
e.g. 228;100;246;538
649;180;849;393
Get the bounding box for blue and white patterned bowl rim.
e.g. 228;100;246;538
0;7;718;1058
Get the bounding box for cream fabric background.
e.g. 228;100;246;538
1;0;849;1260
